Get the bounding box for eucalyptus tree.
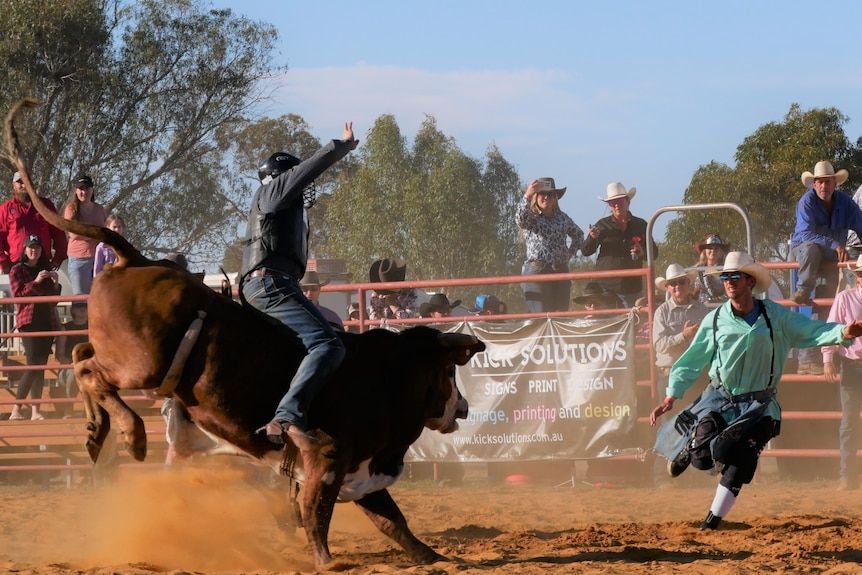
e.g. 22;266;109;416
322;114;524;302
662;104;862;279
0;0;281;267
322;114;412;280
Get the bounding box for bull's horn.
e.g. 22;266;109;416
437;333;480;348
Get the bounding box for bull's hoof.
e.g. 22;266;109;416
85;439;102;464
413;548;446;565
417;552;446;565
127;443;147;462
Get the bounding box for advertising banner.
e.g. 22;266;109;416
407;313;639;462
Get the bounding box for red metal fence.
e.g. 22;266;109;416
0;261;855;483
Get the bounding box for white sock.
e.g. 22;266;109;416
710;484;737;518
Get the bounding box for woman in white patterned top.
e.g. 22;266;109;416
517;177;584;313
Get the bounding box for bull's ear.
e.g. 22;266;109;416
438;333;486;365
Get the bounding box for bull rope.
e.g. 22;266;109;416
156;310;207;396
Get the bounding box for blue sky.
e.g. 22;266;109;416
209;0;862;243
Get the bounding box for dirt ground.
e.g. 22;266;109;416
1;458;861;575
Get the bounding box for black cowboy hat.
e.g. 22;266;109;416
473;294;505;314
573;282;621;306
369;258;407;295
299;270;330;289
420;293;461;316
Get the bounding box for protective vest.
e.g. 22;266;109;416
240;138;352;283
242;192;308;281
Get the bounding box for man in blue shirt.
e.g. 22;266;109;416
790;161;862;374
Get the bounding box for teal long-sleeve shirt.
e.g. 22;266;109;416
667;298;850;420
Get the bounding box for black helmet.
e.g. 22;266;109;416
257;151;300;184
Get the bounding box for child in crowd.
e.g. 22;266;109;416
93;214;126;276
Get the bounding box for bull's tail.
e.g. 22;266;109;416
4;98;149;269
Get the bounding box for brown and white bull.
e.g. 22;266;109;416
4;98;485;568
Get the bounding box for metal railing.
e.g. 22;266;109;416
0;251;854;480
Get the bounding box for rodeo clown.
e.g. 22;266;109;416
650;252;862;530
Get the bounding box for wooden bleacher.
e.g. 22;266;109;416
0;367;169;486
0;414;170;486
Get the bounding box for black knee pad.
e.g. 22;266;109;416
719;417;778;487
720;447;758;487
690;411;727;470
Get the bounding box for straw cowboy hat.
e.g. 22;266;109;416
801;161;849;188
299;270;330;289
599;182;637;203
695;233;731;254
707;251;772;293
347;302;361;319
847;255;862;273
655;264;697;291
534;177;567;199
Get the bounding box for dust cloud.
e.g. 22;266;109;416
3;462;315;572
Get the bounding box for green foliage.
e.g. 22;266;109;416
321;114;411;273
662;104;862;289
321;114;524;308
0;0;280;269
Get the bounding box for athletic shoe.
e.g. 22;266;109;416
699;511;722;531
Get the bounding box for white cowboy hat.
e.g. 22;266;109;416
655;263;697;291
707;251;772;293
801;161;849;188
535;177;567;199
599;182;637;203
847;255;862;273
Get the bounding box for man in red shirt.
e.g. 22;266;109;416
0;171;67;274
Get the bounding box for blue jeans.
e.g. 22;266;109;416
794;242;838;364
521;260;571;313
839;357;862;481
68;256;95;295
793;242;838;294
241;274;345;427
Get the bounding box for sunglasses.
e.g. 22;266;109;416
666;278;688;287
719;272;751;281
